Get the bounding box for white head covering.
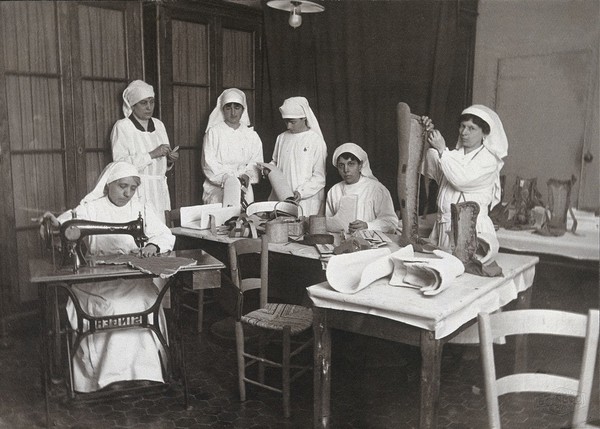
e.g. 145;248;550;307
80;161;140;205
279;96;323;138
205;88;251;131
122;80;155;118
459;105;508;161
331;142;376;180
460;105;508;208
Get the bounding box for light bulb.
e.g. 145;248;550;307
288;8;302;28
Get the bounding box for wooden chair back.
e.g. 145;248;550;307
478;308;600;428
164;208;181;228
228;236;269;311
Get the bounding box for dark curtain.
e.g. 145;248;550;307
259;0;474;208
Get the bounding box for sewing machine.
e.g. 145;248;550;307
43;212;148;272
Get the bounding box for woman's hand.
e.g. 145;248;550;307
348;219;368;233
421;116;435;133
149;144;171;159
292;191;301;202
257;162;273;177
166;146;180;163
37;211;59;239
427;129;446;156
239;174;250;188
141;243;159;257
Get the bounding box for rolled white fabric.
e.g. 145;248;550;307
390;249;465;296
326;248;391;294
258;162;294;200
222;174;242;209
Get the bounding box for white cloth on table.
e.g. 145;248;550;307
201;121;263;204
326;176;398;233
497;209;599;261
268;129;327;216
309;253;538;339
111;116;172;218
57;194;175;392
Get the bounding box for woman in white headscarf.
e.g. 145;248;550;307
40;161;175;392
326;143;398;234
265;96;327;216
201;88;264;204
111;80;178;219
421;105;508;262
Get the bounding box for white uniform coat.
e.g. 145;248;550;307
326;175;399;233
201;122;263;204
269;129;327;216
422;146;500;250
111;117;172;217
57;197;175;392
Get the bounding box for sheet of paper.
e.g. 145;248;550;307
180;204;240;229
336;194;358;230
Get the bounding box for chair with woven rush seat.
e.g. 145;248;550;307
478;308;600;429
230;235;312;418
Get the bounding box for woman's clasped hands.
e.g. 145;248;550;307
150;144;180;163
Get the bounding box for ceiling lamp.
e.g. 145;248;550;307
266;0;325;29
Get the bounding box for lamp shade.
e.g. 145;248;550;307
266;0;325;13
267;0;324;28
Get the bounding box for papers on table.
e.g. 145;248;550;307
355;229;393;247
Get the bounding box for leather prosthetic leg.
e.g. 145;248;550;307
506;176;544;229
535;175;577;237
450;201;479;265
396;102;431;250
451;201;503;277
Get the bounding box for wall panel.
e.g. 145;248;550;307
0;1;143;308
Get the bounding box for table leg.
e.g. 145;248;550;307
313;307;331;429
38;284;50;428
170;274;190;409
513;286;532;373
419;330;442;429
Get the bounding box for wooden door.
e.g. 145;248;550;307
0;1;143;307
496;50;596;209
144;1;262;209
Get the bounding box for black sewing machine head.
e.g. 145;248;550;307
53;212;148;272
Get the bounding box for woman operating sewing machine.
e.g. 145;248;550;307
40;161;175;392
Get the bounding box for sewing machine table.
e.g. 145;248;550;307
29;249;225;426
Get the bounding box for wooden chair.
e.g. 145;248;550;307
229;235;312;418
165;208;217;333
478;308;600;429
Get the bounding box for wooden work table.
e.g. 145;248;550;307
171;227;329;304
308;252;539;429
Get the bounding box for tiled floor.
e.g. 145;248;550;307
0;259;598;429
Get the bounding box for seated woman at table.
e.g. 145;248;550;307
326;143;398;234
201;88;264;205
40;161;175;392
421;105;508;263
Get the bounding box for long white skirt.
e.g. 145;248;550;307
65;278;167;393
